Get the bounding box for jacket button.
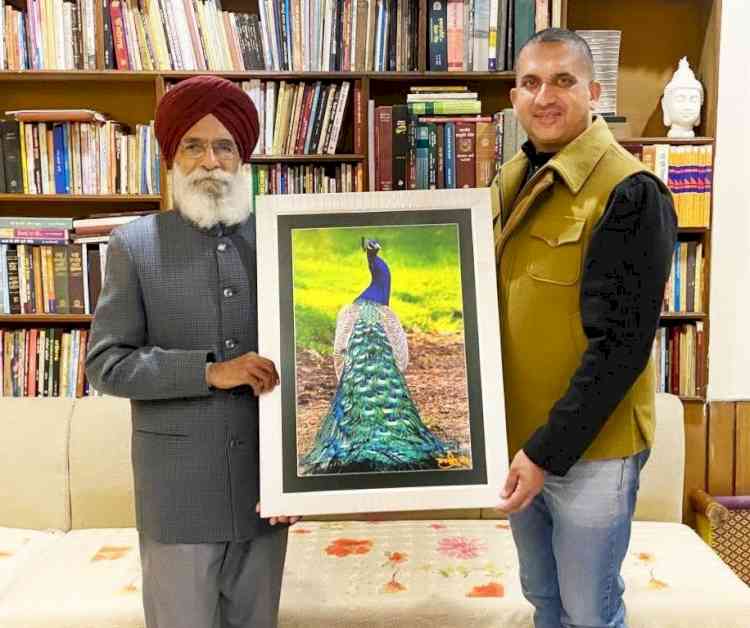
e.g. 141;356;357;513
225;338;236;349
223;287;234;298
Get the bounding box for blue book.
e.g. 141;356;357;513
18;14;29;69
415;125;430;190
444;122;456;188
53;124;67;193
304;82;322;154
141;127;148;194
284;0;293;69
62;123;72;193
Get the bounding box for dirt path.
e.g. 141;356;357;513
295;332;471;459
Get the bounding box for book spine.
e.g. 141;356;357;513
428;0;447;70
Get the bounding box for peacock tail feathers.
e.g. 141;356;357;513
302;300;450;475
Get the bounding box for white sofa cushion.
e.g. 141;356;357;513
276;520;750;628
0;528;63;599
0;528;143;628
1;520;748;628
0;398;75;530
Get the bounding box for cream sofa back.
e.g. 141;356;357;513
0;398;75;530
0;392;685;531
68;396;136;529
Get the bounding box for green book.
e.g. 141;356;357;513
407;101;482;115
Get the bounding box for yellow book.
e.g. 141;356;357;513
133;8;154;71
704;145;713;227
272;82;289;155
60;331;70;398
694;242;703;312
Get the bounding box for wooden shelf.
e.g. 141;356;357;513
620;137;715;145
660;313;708;321
679;227;709;234
0;314;92;324
679;396;706;403
0;71;159;83
250;154;364;163
0;194;161;203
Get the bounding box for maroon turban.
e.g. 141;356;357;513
154;75;259;168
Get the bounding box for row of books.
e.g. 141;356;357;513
664;240;704;314
253;162;360;196
1;327;93;397
1;0;97;70
428;0;562;72
368;88;526;191
0;212;151;314
628;142;713;228
0;241;107;315
0;111;160;195
238;80;352;156
653;323;704;398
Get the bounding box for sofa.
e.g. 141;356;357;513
1;394;749;627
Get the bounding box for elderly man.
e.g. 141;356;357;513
86;75;295;628
493;30;677;628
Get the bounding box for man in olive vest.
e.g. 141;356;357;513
493;29;677;628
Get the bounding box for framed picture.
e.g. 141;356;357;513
257;189;507;516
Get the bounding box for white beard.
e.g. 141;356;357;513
171;163;252;230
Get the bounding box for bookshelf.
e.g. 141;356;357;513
0;0;722;444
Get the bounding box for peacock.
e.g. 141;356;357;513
301;238;452;475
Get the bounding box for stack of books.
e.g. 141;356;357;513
368;86;526;191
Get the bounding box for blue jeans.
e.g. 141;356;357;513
509;449;650;628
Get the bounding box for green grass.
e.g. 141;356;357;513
292;224;465;355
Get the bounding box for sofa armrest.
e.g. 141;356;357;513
690;489;730;527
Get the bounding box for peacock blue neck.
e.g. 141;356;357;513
355;252;391;306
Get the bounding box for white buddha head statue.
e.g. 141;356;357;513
661;57;704;138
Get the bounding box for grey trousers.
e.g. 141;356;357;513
138;528;288;628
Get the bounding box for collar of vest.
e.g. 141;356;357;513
505;116;616;197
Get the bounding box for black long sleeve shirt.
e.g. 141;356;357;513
517;142;678;476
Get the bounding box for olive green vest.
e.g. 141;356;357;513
491;117;672;461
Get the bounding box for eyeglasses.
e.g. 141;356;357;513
178;139;239;161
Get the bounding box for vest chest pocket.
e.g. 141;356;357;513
527;216;586;286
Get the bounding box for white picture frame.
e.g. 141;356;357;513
256;189;507;517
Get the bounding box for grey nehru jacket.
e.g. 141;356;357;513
85;209;274;544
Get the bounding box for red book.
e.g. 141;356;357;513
294;85;315;155
455;121;476;188
375;106;393;191
109;1;130;70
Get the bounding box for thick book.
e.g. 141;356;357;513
68;244;85;315
6;109;107;123
87;248;102;313
475;120;495;186
52;245;70;314
414;124;430;189
374;105;393;191
407;101;481;115
513;0;534;64
1;119;23;193
391;104;409;190
428;0;448;70
454;120;476;188
6;245;21;314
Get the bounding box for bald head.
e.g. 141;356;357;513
516;28;595;81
